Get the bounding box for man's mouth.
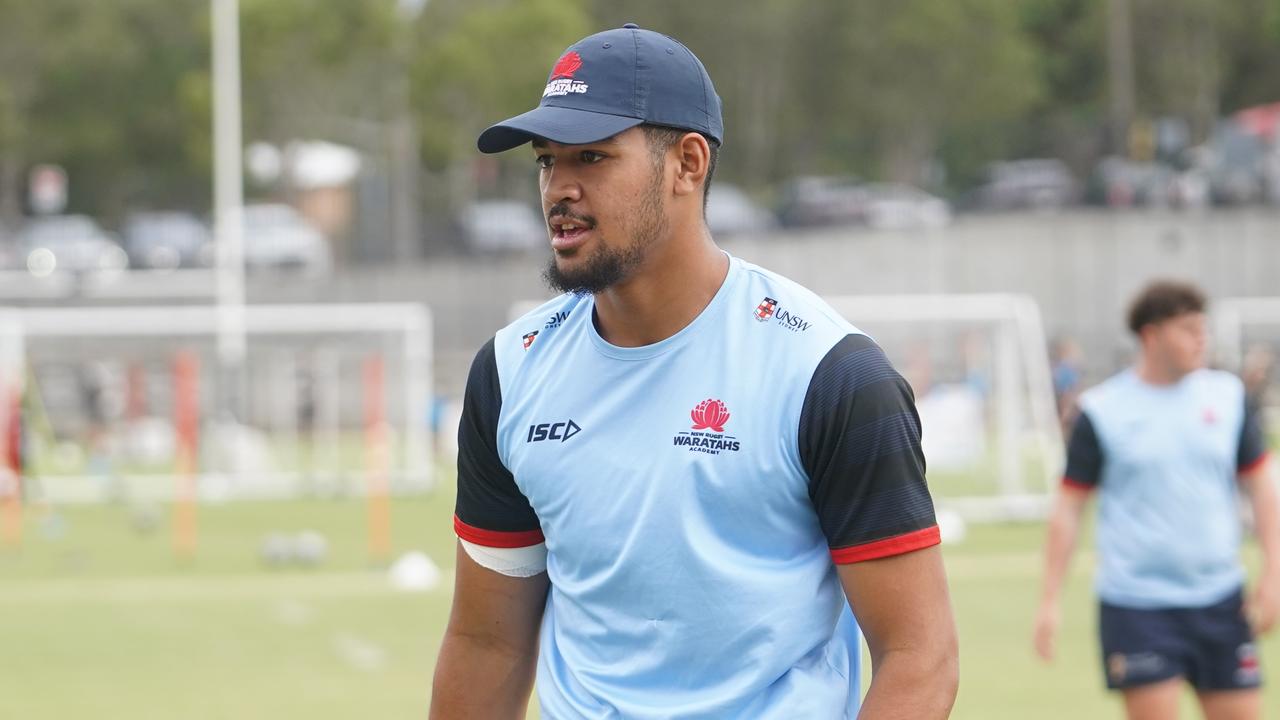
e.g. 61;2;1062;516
550;216;593;250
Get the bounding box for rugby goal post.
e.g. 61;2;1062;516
9;303;433;505
823;294;1064;522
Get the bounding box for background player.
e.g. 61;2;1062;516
1035;280;1280;720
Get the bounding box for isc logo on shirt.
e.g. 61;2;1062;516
527;420;581;443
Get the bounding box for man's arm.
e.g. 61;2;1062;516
1240;456;1280;635
839;546;958;720
1034;409;1102;661
430;543;548;718
1033;485;1091;660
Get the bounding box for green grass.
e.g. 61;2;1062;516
2;481;1276;718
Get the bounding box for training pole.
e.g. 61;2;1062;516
173;351;201;559
363;354;391;562
1;385;21;547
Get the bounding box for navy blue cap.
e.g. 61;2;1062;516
477;25;723;153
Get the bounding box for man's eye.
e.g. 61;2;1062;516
535;155;554;169
581;151;604;163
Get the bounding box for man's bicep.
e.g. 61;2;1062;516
837;545;954;655
447;542;549;652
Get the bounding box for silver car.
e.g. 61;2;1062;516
16;215;128;276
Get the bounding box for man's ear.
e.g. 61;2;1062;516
672;132;710;200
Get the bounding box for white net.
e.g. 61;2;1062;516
8;303;433;504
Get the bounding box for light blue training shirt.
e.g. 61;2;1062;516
1065;368;1268;609
454;255;940;718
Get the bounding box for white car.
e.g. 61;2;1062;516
705;184;777;237
242;204;331;276
861;184;951;230
459;201;545;253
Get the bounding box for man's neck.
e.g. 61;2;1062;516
591;231;728;348
1135;355;1187;386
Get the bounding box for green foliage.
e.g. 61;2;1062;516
0;0;1277;220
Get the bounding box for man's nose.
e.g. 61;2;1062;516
542;163;583;206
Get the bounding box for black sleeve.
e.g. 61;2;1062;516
1238;395;1268;473
1062;411;1103;489
454;338;543;547
799;334;938;563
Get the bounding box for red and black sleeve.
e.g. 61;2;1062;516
454;338;544;548
799;334;939;564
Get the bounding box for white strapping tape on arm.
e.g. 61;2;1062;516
460;538;548;578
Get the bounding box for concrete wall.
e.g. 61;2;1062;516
242;209;1279;396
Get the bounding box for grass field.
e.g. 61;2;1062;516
2;475;1276;719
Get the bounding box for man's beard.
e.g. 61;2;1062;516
543;172;668;296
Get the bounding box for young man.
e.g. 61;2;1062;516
1035;281;1280;720
432;25;958;719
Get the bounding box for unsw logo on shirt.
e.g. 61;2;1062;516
673;399;741;455
752;296;811;332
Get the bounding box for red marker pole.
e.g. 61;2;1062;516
364;354;391;563
173;352;200;559
1;385;21;547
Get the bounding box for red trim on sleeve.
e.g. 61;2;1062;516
454;515;545;548
1062;476;1096;492
830;525;941;564
1239;451;1270;476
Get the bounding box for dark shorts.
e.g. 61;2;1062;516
1099;588;1262;691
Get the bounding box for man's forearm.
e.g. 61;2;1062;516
1040;494;1084;604
1247;465;1280;573
431;631;538;719
857;646;959;719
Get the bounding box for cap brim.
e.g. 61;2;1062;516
477;106;644;154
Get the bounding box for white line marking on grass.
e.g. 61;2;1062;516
272;598;315;626
332;632;387;672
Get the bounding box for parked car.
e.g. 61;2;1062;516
242;204;331;275
776;176;869;228
15;215;128;276
458;201;544;253
1204;123;1268;205
123;211;213;270
861;183;951;230
1088;157;1180;207
971;159;1078;210
705;184;777;236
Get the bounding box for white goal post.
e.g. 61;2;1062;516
822;294;1064;522
4;303;433;504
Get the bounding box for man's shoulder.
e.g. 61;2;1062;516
733;257;862;342
1192;368;1244;395
1078;370;1135;415
495;293;585;348
484;293;588;385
